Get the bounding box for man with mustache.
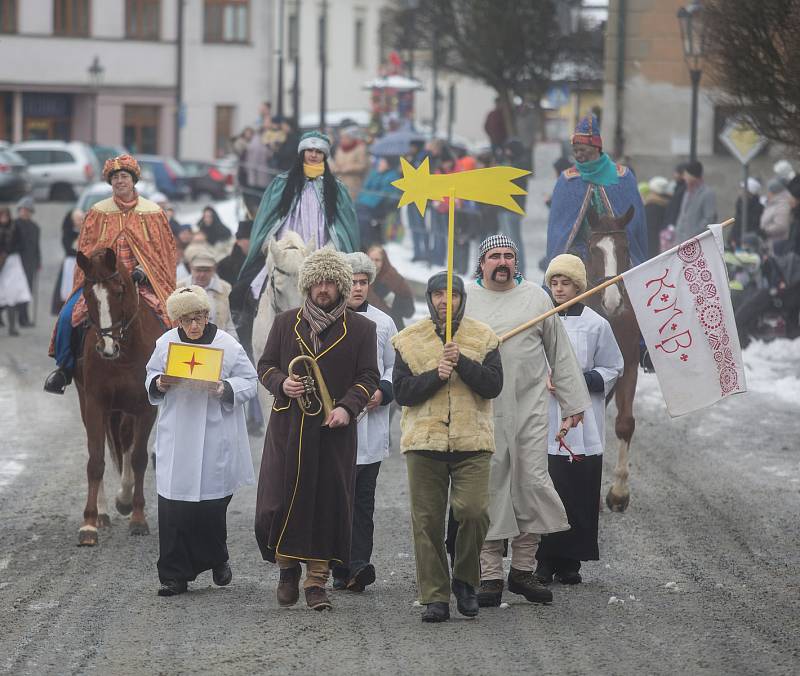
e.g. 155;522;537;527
255;248;379;611
464;235;590;608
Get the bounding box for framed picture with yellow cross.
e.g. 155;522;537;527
163;343;224;390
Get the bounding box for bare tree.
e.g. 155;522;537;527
704;0;800;151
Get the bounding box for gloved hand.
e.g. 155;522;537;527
131;267;147;284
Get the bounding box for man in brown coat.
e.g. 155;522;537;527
255;248;379;611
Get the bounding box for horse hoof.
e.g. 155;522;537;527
129;521;150;536
115;498;133;516
97;514;112;528
78;528;98;546
606;490;630;512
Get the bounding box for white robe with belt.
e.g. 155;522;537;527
145;327;257;502
548;306;624;456
466;280;591;539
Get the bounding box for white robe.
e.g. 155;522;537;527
465;280;591;539
145;327;257;502
548;306;624;456
356;304;397;466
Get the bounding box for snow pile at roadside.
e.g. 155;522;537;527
741;337;800;405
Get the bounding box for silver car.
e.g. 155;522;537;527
10;140;101;201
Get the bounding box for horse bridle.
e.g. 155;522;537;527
84;270;140;355
269;263;292;316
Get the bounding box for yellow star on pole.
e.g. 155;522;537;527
391;156;531;216
391;156;532;342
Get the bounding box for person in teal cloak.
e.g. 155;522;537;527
239;131;359;281
546;114;647;268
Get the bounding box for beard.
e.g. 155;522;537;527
313;294;338;312
491;265;512;281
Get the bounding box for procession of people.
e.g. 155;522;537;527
22;104;724;621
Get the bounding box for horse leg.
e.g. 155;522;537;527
115;412;135;515
129;411;155;536
606;359;637;513
97;477;111;528
79;407;106;546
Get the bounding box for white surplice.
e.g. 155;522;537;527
548;306;624;456
145;327;257;502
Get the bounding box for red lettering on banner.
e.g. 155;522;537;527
655;330;693;354
645;269;675;307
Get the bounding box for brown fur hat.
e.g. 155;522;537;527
297;247;353;298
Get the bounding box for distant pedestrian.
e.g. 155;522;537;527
196;206;232;258
663;162;688;229
675;160;717;243
760;179;793;252
0;206;32;336
14;196;41;327
330;126;370;201
484;97;508;156
366;245;415;330
644;176;671;259
731;177;763;249
179;246;238;339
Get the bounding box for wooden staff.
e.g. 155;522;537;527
445;186;456;342
499;217;735;343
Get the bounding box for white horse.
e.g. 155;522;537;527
252;231;311;414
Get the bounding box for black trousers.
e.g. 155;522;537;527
333;461;381;579
157;494;232;583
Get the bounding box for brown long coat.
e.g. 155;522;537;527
254;307;379;565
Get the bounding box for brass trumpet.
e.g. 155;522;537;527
287;355;335;423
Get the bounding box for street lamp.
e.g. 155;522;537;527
87;56;104;146
677;0;705;162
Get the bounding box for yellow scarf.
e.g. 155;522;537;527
303;162;324;179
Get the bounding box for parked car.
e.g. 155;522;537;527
136;155;191;201
0;148;33;201
91;144;128;169
181;159;235;201
75;180;157;213
10;140;100;201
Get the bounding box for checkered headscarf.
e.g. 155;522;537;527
474;234;519;278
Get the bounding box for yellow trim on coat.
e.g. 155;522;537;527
355;383;371;398
292;307;348;360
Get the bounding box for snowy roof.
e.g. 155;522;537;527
362;75;424;91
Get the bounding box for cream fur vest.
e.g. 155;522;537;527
392;317;499;453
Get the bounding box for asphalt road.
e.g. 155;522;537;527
1;200;798;676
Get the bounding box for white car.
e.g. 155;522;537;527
11;140;101;201
76;180;157;213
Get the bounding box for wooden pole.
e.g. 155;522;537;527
445;187;456;342
499;218;735;343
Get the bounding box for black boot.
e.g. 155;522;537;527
421;601;450;623
451;578;479;617
44;367;72;394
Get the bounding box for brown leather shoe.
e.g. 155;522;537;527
276;564;301;607
305;585;332;611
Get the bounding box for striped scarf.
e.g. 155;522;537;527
301;295;347;352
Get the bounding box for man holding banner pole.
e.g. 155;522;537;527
465;235;591;608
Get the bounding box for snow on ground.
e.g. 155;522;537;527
740;337;800;405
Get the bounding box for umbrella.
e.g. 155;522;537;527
369;130;426;157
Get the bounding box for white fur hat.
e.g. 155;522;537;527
648;176;671;196
343;251;376;285
298;248;352;298
166;285;211;322
545;254;588;294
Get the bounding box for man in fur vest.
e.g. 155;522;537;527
255;248;379;612
392;272;503;623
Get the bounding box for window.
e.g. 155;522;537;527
123;105;159;155
0;0;17;34
214;106;234;158
50;150;75;164
354;17;364;68
53;0;90;37
126;0;160;40
204;0;248;44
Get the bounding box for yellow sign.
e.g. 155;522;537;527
718;120;767;165
165;343;223;382
391;157;531;216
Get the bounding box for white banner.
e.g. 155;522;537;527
622;224;746;417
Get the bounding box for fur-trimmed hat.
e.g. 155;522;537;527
298;131;332;157
343;251;376;285
298;248;352;298
166;285;211;322
103;154;141;184
545;254;588;294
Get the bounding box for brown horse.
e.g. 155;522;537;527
585;206;639;512
74;248;162;545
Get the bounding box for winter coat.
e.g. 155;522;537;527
330;142;369;200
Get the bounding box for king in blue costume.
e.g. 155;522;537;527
546;114;648;268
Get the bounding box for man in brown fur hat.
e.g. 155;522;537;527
254;248;379;611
